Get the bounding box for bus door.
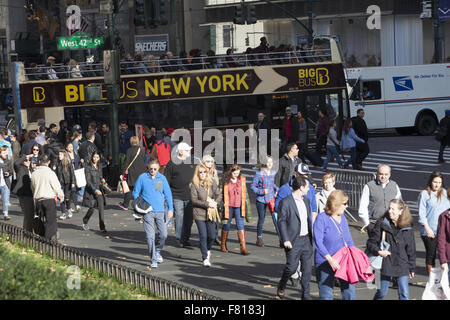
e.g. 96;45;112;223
351;79;385;129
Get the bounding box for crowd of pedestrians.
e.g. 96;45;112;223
0;111;449;301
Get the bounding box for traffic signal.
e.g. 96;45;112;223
153;0;168;25
246;4;257;24
233;3;245;25
134;0;148;27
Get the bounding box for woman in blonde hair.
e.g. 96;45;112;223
366;199;416;300
55;149;75;220
190;164;222;267
314;190;356;300
202;154;221;245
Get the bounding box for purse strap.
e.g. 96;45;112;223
125;147;141;172
330;216;348;247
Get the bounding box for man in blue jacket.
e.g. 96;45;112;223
133;159;173;269
274;163;317;287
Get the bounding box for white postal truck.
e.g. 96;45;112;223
346;63;450;135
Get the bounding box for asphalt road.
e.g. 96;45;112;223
3;131;449;300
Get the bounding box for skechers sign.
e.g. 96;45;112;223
393;76;414;91
20;63;346;108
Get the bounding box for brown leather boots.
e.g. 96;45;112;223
220;230;250;255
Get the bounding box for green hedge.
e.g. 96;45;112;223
0;240;156;300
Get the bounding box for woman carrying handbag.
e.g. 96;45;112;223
250;155;278;247
190;164;222;267
118;136;147;211
366;199;416;300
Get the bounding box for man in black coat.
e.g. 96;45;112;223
78;132;98;166
275;142;302;187
438;109;450;163
352;108;370;170
276;175;313;300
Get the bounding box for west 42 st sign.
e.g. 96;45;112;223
58;32;104;50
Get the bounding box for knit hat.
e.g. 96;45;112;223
446;109;450;117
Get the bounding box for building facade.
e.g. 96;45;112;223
204;0;450;66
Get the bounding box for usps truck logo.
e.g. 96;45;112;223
393;76;414;91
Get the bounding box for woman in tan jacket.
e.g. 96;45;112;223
190;164;222;267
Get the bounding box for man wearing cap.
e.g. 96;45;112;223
281;107;299;155
438;110;450;163
164;142;195;247
46;56;58;80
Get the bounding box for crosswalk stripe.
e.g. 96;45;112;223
420;148;450;154
363;156;438;166
374;151;441;161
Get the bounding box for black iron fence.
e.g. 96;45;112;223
0;221;222;300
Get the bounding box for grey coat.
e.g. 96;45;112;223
190;181;222;221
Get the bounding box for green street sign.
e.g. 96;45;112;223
58;32;104;50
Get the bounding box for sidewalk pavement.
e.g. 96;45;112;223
4;192;430;300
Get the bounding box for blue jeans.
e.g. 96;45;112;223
222;207;245;231
316;261;356;300
173;199;193;243
344;147;357;169
0;185;10;214
77;186;85;202
323;145;343;170
143;211;167;264
195;220;216;260
256;201;280;238
373;275;410;300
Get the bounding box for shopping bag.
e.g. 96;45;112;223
74;168;86;188
121;180;130;194
422;267;450;300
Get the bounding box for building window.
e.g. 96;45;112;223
223;25;232;48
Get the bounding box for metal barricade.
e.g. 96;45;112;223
327;168;376;211
0;222;221;300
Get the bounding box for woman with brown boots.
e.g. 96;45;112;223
221;164;250;255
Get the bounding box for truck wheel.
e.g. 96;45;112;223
395;127;414;135
416;114;437;136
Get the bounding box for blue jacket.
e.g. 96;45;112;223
274;176;317;213
340;128;364;151
132;172;174;212
251;170;278;204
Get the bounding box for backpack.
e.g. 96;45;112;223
155;141;171;166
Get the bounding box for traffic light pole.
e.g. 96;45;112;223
433;0;441;63
107;11;121;188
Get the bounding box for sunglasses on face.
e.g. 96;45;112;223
33;149;39;151
149;167;159;171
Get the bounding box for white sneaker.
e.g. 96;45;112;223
203;258;211;267
76;205;81;212
59;213;67;220
67;210;73;218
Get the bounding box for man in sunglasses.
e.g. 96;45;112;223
133;159;173;269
